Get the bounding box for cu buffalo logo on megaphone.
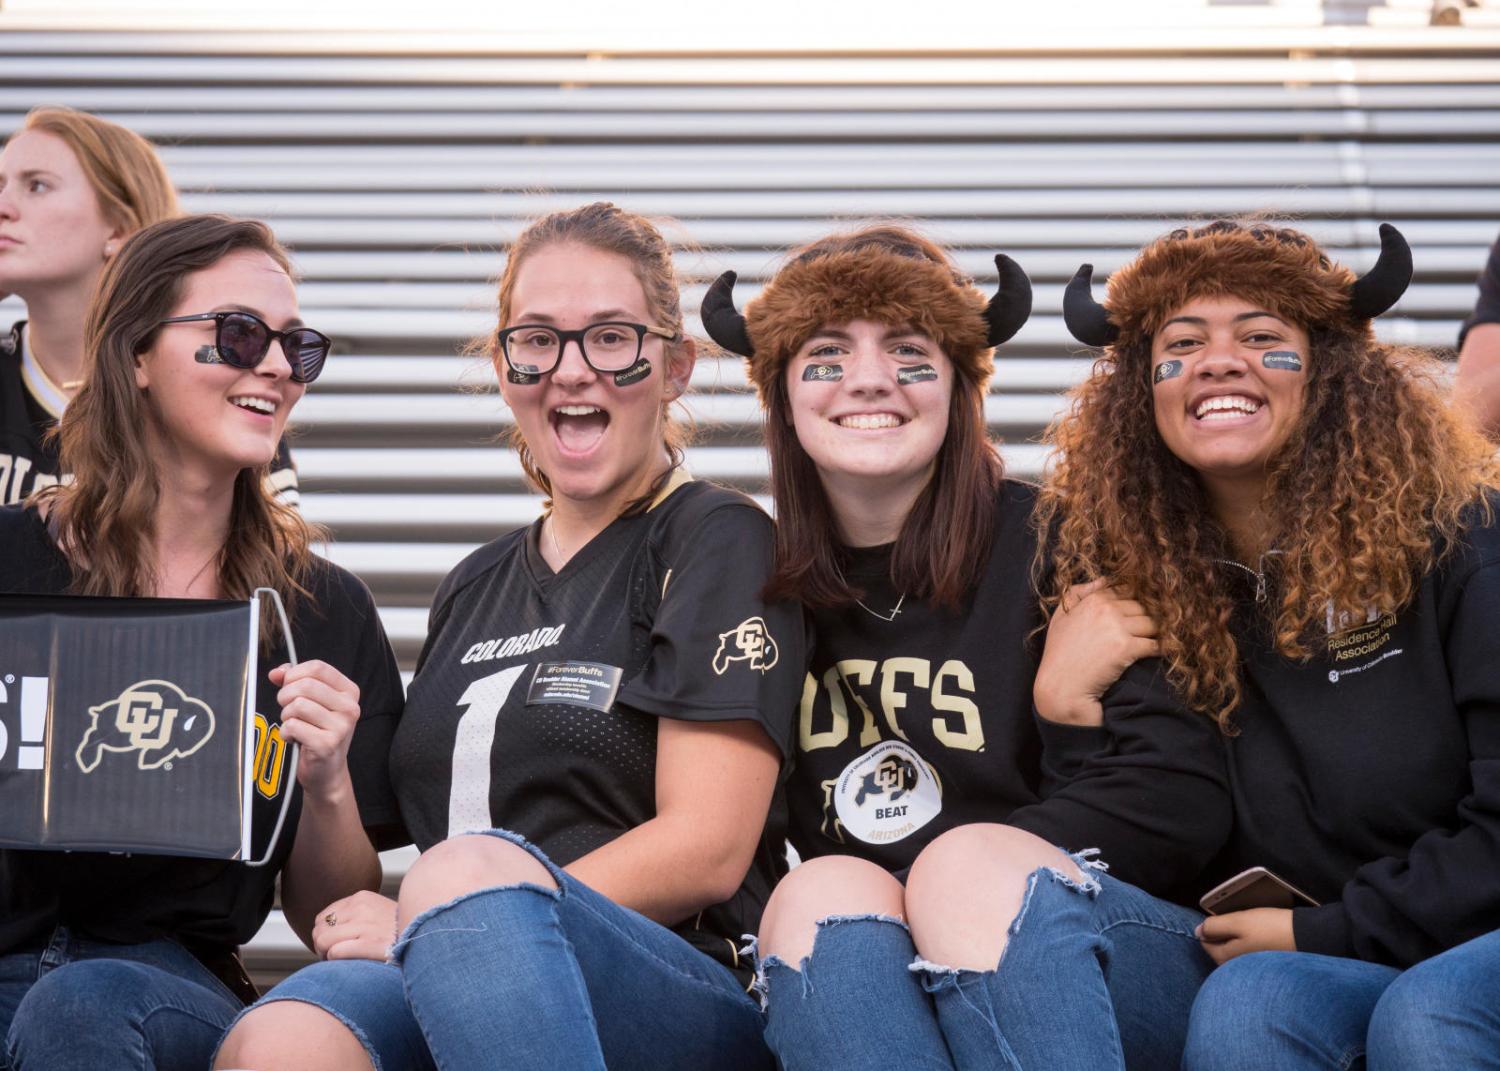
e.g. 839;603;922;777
76;679;216;772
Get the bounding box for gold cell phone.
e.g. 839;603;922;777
1198;866;1319;915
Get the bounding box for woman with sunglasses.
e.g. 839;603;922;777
701;226;1230;1070
0;106;298;508
1047;220;1500;1069
216;201;804;1071
0;214;404;1071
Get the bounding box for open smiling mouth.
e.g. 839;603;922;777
835;413;907;430
230;395;277;416
551;404;610;453
1193;396;1261;422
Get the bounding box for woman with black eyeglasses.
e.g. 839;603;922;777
216;201;804;1071
0;106;300;508
0;214;405;1071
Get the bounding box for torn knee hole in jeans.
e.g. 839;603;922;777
750;913;910;1006
907;850;1106;981
390;881;560;961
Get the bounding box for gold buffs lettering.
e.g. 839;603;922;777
1328;612;1397;663
251;712;289;799
799;657;984;753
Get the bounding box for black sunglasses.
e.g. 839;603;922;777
157;311;332;384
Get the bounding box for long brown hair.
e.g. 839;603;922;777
755;227;1002;610
479;201;691;515
22;106;179;234
1038;233;1499;725
37;214;319;613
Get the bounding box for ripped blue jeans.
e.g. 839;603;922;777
232;830;771;1071
757;859;1213;1071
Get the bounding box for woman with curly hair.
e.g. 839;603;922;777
1047;219;1500;1069
703;225;1231;1070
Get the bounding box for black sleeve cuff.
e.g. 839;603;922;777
1292;903;1354;959
1034;705;1110;792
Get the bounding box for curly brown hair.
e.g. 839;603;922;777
1036;223;1500;726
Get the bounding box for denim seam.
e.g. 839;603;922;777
563;885;760;1011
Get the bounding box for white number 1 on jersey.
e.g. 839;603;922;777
447;665;527;837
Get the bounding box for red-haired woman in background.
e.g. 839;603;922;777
0;106;297;507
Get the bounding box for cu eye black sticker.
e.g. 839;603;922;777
1262;351;1304;373
1153;360;1184;384
506;368;541;385
802;363;844;382
195;345;224;365
896;364;939;385
613;358;653;387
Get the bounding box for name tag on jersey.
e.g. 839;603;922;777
526;661;623;713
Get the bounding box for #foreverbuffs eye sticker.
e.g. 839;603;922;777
802;363;844;382
1153;360;1184;384
896;364;939;385
613;358;653;387
1262;351;1303;372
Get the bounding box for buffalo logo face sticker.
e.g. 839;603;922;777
711;617;780;675
76;680;216;772
1153;359;1184;384
802;363;844;382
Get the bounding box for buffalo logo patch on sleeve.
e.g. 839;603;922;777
712;616;780;675
75;679;216;772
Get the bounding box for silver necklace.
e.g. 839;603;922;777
855;593;906;622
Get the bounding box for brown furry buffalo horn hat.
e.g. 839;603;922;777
1062;220;1412;349
701;248;1032;406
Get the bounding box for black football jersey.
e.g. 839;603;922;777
390;478;805;979
0;321;299;507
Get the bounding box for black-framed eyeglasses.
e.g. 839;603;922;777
497;321;675;377
156;311;332;384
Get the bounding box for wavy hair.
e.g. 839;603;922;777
1037;241;1499;727
37;215;319;625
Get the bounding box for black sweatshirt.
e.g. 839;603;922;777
786;479;1230;896
1191;506;1500;967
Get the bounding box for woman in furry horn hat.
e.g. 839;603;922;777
703;225;1232;1070
1047;219;1500;1069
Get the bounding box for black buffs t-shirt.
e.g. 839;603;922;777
788;479;1230;896
390;478;806;980
0;505;406;957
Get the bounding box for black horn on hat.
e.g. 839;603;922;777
701;270;754;357
1063;264;1119;347
986;254;1033;346
1348;223;1412;321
